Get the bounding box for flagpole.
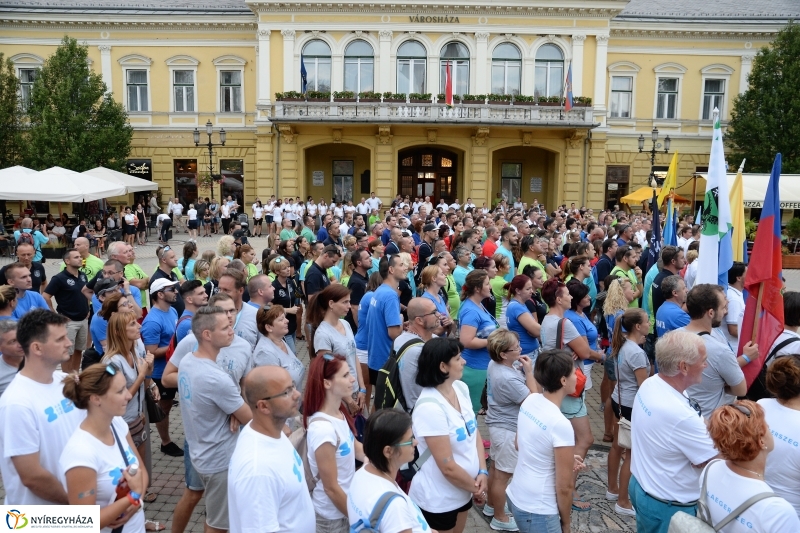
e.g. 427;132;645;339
751;282;764;344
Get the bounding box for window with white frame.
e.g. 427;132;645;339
18;68;37;111
302;40;331;92
220;71;242;112
173;70;195;112
534;44;564;98
397;40;427;94
656;78;678;119
126;70;149;112
610;76;633;118
491;43;521;96
344;40;374;93
702;79;724;120
439;42;469;97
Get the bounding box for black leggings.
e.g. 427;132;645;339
160;219;171;242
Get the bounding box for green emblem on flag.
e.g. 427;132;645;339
702;187;720;237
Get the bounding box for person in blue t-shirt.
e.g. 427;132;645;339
140;278;182;457
176;280;208;344
458;269;499;412
365;257;405;399
655;275;690;338
504;275;541;358
565;279;602;389
5;264;48;320
494;228;518;283
14;220;49;263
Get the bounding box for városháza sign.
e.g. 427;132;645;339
409;15;460;23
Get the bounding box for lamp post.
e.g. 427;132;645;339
638;127;671;187
193;120;226;201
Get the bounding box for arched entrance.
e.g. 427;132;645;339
398;147;458;205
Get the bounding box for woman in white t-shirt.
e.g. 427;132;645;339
347;409;430;533
186;204;198;241
759;357;800;516
410;337;488;533
252;201;264;237
506;349;583;533
60;363;149;533
303;353;366;532
271;199;283;235
702;400;800;532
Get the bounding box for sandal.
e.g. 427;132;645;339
571;499;592;511
603;433;614;442
143;492;158;503
477;408;487;416
145;520;166;531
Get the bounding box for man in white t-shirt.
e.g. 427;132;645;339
365;192;382;212
171;198;185;233
723;262;746;349
463;198;476;212
629;329;718;532
449;198;461;211
0;309;86;505
356;198;369;216
229;365;315;533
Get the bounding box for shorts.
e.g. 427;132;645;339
253;218;263;226
605;356;618;381
357;348;368;365
420;499;472;531
188;220;198;229
125;225;136;235
368;367;379;386
66;318;88;352
153;377;177;401
611;399;633;421
184;440;204;491
198;470;229;529
583;361;594;390
560;393;587;419
127;414;148;448
488;426;518;473
315;515;349;533
265;215;273;224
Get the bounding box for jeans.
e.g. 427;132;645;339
507;496;561;533
183;440;204;491
160;220;171;242
629;475;697;533
283;334;297;355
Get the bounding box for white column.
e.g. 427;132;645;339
257;28;271;104
282;29;296;92
571;34;585;96
523;56;535;96
739;54;754;94
332;53;344;93
98;45;112;94
474;32;489;95
593;33;609;111
428;54;439;97
378;30;393;94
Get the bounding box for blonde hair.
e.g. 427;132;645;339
603;277;632;316
0;285;17;312
340;252;355;279
210;256;230;280
397;252;412;270
217;235;235;257
193;259;210;280
420;265;442;289
686;250;698;264
487;328;519;363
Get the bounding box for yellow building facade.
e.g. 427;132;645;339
1;0;795;211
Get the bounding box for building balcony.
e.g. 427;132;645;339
268;100;596;127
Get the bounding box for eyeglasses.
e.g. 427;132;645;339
261;382;297;401
162;287;177;293
158;245;171;259
394;439;415;447
504;345;522;353
731;403;751;418
416;311;438;320
687;397;702;418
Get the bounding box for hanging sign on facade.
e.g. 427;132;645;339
529;177;542;193
408;15;460;23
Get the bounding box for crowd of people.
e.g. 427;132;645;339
0;194;798;533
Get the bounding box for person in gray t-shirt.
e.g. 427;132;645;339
311;319;359;394
165;332;253;392
612;339;650;408
395;332;426;410
485;361;531;432
684;332;745;418
540;314;581;351
253;335;305;391
0;321;23;397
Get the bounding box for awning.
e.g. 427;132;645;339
82;166;158;194
693;173;800;209
620;186;692;206
0;166;126;202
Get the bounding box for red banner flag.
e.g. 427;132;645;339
445;60;453;107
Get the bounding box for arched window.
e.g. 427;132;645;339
397;40;426;94
439;42;469;97
534;44;564;98
491;43;521;96
344;40;374;93
302;40;331;92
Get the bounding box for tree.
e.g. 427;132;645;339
0;54;25;169
726;22;800;173
26;36;132;172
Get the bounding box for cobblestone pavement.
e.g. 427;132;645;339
4;233;800;532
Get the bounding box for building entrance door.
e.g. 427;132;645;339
398;148;458;205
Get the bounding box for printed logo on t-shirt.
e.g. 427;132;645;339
292;449;303;483
413;502;429;531
456;419;476;441
44;398;75;423
179;375;192;401
66;279;75;286
33;271;40;278
109;449;138;486
338;441;351;457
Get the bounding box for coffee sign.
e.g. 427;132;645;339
127;159;152;181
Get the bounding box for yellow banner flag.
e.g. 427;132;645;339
729;159;746;262
657;151;679;207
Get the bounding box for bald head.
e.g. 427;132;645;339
20;218;32;229
407;297;435;320
243;365;290;410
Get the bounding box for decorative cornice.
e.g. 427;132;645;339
0;17;256;32
98;44;111;52
610;28;778;40
378;29;393;40
740;54;755;63
474;31;489;42
257;28;270;38
281;28;295;39
596;33;610;43
572;34;586;43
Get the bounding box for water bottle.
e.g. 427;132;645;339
115;464;138;500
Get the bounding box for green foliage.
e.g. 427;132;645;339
26;36;132;172
0;54;24;168
437;93;446;101
513;94;535;103
461;94;486;102
333;90;355;99
575;96;592;105
487;93;512;101
306;90;330;99
727;22;800;173
408;93;431;101
383;92;406;100
275;91;304;99
745;218;758;241
787;217;800;240
358;91;381;100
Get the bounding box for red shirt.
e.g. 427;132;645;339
483;239;498;257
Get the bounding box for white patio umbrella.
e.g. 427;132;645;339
0;166;126;202
82;166;158;194
0;165;38;180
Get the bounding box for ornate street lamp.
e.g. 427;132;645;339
639;127;671;187
194;120;226;200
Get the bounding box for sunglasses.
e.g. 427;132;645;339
394;439;415;448
731;403;751;418
262;381;297;401
158;245;171;259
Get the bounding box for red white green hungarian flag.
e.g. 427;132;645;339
444;60;454;107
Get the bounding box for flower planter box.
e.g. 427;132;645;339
513;101;537;106
461;100;484;105
359;98;380;102
410;99;430;104
488;100;511;105
307;98;330;102
334;98;357;102
277;98;304;102
783;254;800;269
537;102;560;106
384;99;406;103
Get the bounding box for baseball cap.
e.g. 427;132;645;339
94;278;119;296
150;278;179;294
423;223;437;232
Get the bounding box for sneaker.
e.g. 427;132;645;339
161;442;184;457
615;503;636;517
490;516;519;531
482;504;494;517
606;491;619;501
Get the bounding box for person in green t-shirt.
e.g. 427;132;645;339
609;245;643;308
368;210;381;229
490;253;511;321
279;218;297;242
300;215;316;244
517;235;549;282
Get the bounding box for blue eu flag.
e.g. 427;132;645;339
300;54;308;95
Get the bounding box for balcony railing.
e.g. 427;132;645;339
269;100;595;126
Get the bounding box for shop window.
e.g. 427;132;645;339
220;160;244;205
174;159;198;206
127;159;153;181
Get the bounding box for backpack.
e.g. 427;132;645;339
746;337;800;401
292;416;341;493
349;492;405;533
373;338;425;412
16;230;34;248
165;315;193;363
